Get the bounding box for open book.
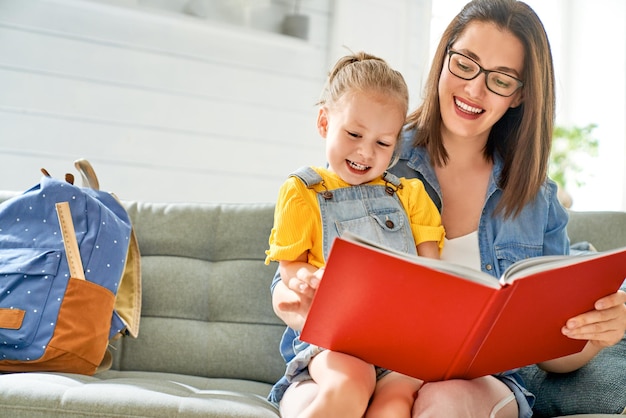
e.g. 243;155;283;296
300;233;626;381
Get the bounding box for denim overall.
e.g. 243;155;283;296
268;167;417;404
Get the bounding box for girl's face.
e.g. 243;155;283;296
439;21;524;144
317;91;405;185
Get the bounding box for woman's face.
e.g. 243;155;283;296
439;21;524;144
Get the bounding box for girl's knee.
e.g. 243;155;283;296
310;351;377;387
366;373;421;418
413;382;456;404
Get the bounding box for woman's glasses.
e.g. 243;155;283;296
447;50;524;97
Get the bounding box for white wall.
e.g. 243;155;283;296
553;0;626;211
0;0;435;206
1;0;624;210
0;0;329;204
327;0;432;110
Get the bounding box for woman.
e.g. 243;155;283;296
272;0;626;416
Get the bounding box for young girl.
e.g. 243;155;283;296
265;52;445;418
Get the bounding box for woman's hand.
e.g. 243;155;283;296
562;289;626;348
540;289;626;373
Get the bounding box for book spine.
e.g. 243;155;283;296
443;285;514;379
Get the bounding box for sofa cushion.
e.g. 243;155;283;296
519;335;626;417
108;201;286;385
0;371;279;417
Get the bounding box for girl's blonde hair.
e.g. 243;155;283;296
320;52;408;115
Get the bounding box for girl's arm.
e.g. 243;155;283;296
272;281;311;331
417;241;440;259
271;252;322;331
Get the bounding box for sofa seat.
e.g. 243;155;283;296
0;370;279;417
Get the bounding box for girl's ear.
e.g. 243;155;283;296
317;107;329;138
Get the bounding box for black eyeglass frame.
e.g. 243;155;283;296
446;49;524;97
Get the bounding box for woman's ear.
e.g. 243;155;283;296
317;107;329;138
510;91;524;108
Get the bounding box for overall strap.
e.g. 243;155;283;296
289;167;323;187
291;167;402;189
382;171;402;187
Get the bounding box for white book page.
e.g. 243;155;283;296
339;231;499;288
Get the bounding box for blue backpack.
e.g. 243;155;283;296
0;159;141;375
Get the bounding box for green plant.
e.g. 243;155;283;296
549;123;599;189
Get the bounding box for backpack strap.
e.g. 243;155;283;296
75;159;142;340
75;158;100;190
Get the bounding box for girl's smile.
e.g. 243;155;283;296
346;159;371;172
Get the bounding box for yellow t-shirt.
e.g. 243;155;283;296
265;167;444;268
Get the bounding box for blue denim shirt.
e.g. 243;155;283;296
389;132;570;279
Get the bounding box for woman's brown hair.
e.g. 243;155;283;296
406;0;555;218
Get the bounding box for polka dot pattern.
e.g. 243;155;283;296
0;176;132;362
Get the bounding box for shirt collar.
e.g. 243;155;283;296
400;130;503;199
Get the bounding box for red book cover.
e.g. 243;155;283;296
300;234;626;381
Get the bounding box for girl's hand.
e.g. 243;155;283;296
278;267;324;313
272;257;324;330
287;266;323;292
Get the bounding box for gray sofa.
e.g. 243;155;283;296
0;191;624;417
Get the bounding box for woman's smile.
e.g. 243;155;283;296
454;97;484;115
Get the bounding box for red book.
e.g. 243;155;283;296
300;233;626;382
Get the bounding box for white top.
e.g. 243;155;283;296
441;230;481;271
